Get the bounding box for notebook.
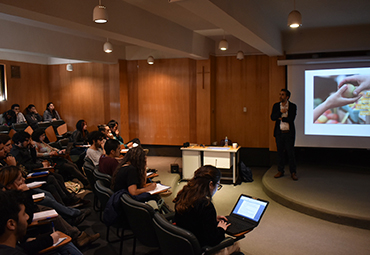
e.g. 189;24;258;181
225;194;269;236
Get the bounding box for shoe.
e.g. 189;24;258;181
71;208;91;226
160;190;172;197
291;173;298;181
75;231;100;247
274;172;284;178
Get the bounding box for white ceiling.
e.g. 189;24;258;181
0;0;369;64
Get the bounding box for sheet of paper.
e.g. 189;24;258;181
53;237;67;246
26;181;46;188
32;193;45;200
33;209;58;221
149;183;170;195
146;172;154;176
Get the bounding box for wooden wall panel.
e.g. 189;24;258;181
127;58;195;145
119;60;130;142
196;59;212;144
214;55;271;148
48;62;120;132
0;60;49;116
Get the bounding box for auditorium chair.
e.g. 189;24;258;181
153;212;243;255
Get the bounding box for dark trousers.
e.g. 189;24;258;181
275;133;296;174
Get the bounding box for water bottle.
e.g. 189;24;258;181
224;136;228;147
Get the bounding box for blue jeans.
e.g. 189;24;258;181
34;188;80;217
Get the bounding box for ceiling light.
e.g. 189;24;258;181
287;0;302;28
147;56;154;65
66;64;73;72
93;0;108;24
103;39;113;53
219;39;228;51
236;51;244;60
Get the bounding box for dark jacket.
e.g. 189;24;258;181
271;101;297;137
10;145;43;172
25;112;42;130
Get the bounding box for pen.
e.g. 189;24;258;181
52;222;55;233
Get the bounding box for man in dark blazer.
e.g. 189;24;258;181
271;89;298;181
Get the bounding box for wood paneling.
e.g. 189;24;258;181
196;59;212;144
0;60;49;116
214;55;273;148
1;56;285;151
48;62;120;132
126;59;196;145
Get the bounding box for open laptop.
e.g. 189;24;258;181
225;194;269;236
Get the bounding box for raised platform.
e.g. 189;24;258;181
262;164;370;230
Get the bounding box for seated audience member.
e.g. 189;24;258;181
107;119;139;148
2;104;27;126
111;146;156;201
0;134;16;167
0;189;93;254
43;102;61;122
25;104;42;130
173;165;240;254
99;139;121;176
31;128;89;186
98;124;113;140
12;104;27;124
2;108;15;126
85;131;105;166
0;166;93;230
11;131;82;206
69;119;89;155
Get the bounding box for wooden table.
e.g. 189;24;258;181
181;146;241;184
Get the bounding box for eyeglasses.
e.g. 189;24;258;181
217;183;223;191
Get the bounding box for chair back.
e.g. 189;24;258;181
93;168;112;188
95;180;114;210
8;129;16;138
120;193;159;248
153;212;201;255
83;157;96;186
56;123;68;135
45;125;57;143
24;126;33;135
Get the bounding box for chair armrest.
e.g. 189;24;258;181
163;211;175;221
202;236;241;255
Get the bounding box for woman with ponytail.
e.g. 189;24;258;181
173;165;241;254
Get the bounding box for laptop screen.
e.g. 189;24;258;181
232;195;268;222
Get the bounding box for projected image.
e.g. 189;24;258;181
305;67;370;137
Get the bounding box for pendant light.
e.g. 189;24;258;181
287;0;302;28
236;51;244;60
147;56;154;65
93;0;108;24
103;39;113;53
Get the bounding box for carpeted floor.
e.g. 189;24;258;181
78;156;370;255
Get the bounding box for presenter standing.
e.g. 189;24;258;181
271;89;298;181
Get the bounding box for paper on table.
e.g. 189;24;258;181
148;183;170;195
26;181;47;188
32;193;45;200
146;172;154;176
53;237;67;246
33;209;58;222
